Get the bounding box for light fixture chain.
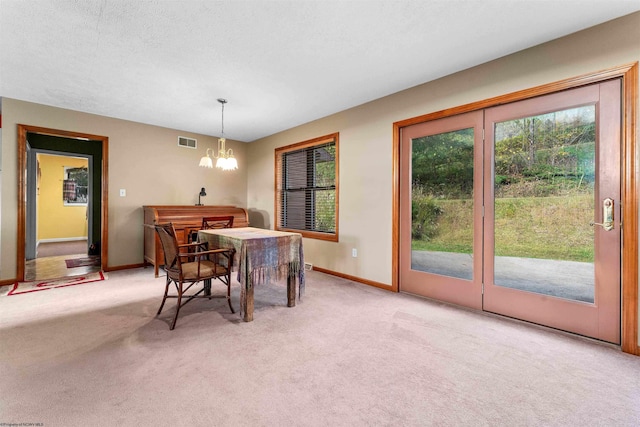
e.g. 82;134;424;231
217;98;227;137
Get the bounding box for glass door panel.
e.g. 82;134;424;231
483;81;621;343
411;128;474;280
399;110;483;310
493;106;596;303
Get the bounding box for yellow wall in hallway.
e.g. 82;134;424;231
37;154;88;240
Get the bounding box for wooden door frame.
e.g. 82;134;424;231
17;124;109;280
392;63;639;355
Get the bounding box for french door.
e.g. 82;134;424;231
399;80;621;343
399;110;484;310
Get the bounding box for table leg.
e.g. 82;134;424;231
240;262;254;322
287;274;296;307
243;284;254;322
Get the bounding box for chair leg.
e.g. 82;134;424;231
170;281;183;330
204;278;212;298
226;274;235;314
157;275;171;315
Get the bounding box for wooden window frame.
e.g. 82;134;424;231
275;132;339;242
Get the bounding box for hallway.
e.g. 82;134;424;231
26;241;100;281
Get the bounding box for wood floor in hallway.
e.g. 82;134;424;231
26;241;100;281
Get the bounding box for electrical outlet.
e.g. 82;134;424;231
352;248;357;258
119;189;126;197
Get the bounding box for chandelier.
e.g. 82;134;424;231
199;98;238;170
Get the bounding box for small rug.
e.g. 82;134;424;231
65;256;101;268
0;271;107;296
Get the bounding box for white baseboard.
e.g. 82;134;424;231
37;237;88;247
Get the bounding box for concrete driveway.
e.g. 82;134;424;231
411;250;595;303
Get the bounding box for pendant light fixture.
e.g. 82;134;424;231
199;98;238;170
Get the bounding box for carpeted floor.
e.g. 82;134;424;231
0;268;638;426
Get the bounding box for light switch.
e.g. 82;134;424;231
119;189;126;197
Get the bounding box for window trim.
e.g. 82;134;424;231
275;132;339;242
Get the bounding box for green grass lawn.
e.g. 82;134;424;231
412;194;594;262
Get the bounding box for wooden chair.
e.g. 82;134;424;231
187;215;235;243
202;215;234;229
154;222;235;330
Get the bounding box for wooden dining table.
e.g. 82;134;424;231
197;227;305;321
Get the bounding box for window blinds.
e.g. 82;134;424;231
278;140;336;233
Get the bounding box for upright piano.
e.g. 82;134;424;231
143;205;249;277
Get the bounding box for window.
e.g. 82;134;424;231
63;166;89;205
275;133;339;241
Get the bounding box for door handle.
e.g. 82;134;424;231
590;198;614;231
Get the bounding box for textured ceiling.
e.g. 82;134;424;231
1;0;639;142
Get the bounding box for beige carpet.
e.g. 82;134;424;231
0;268;638;426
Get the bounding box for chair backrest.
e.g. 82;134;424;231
154;223;180;272
202;215;234;229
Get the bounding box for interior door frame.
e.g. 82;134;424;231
27;149;95;260
392;63;639;355
17;124;109;280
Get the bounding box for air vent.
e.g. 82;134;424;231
178;136;197;149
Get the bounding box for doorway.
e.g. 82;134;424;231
399;80;622;343
25;151;98;281
17;125;108;282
